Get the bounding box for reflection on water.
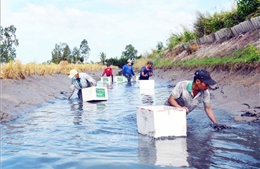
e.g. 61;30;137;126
138;135;188;167
1;81;260;169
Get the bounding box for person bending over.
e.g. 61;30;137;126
67;69;96;100
167;69;218;125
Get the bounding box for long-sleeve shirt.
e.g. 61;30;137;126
68;72;97;99
102;67;113;76
122;64;135;76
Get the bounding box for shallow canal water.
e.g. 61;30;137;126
1;80;260;169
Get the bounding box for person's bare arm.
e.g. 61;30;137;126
67;85;75;100
168;94;189;113
204;103;218;124
141;71;148;77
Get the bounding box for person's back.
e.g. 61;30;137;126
79;72;97;87
67;69;96;100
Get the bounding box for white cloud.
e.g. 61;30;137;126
1;0;233;63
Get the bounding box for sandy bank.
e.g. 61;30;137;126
0;68;259;124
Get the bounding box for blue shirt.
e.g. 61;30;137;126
122;64;135;76
139;66;153;80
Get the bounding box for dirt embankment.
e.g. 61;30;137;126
0;71;104;123
165;29;260;62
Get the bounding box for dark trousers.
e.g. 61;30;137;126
77;89;82;100
123;74;132;83
107;75;113;83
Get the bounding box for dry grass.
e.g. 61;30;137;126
0;60;106;79
133;58;153;71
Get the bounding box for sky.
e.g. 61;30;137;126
1;0;234;64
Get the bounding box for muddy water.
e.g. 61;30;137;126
1;81;260;169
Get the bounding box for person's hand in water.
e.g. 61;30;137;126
211;124;231;131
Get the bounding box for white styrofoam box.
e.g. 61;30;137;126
140;89;155;95
101;76;112;83
114;76;126;83
138;136;188;167
136;105;187;138
82;87;108;101
139;80;154;95
139;80;154;90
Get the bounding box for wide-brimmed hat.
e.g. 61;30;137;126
68;69;78;78
194;69;216;85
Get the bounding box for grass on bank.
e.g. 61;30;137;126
0;61;107;79
149;44;260;70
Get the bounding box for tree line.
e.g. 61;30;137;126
99;44;142;68
0;25;18;63
50;39;90;64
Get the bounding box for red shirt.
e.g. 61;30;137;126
102;67;113;76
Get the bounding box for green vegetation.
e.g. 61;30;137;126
99;52;107;65
0;25;19;63
152;44;260;68
166;0;260;50
106;44;142;68
166;29;196;49
51;39;90;64
236;0;260;19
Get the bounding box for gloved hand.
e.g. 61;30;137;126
211;124;231;131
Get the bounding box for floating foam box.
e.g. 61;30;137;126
139;80;155;95
136;105;187;138
114;76;126;83
82;87;108;102
101;76;112;83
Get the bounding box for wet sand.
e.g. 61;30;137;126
1;68;259;124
